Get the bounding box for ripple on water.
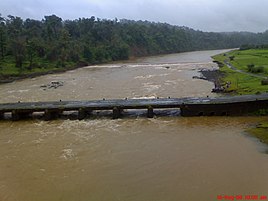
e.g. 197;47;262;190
60;149;76;160
1;50;268;201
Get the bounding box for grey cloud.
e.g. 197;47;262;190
0;0;268;32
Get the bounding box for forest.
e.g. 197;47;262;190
1;14;268;76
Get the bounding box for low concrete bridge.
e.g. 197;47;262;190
0;94;268;121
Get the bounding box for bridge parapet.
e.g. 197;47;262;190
0;94;268;120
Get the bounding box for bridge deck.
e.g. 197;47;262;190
0;94;268;120
0;98;184;112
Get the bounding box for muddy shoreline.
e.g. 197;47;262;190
199;69;224;83
199;69;228;93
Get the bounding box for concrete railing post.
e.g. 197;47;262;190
12;110;20;121
78;108;87;120
147;106;154;118
113;107;121;119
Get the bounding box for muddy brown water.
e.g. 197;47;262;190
0;50;268;201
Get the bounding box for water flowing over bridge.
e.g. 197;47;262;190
0;94;268;121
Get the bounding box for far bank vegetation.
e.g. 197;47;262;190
2;14;268;78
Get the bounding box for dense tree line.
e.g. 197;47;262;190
1;14;268;71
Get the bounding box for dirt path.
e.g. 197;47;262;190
224;60;268;79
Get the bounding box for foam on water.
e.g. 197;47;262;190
132;96;157;99
142;82;162;93
60;149;76;160
2;49;268;201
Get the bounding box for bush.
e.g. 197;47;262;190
247;64;255;72
248;65;264;73
229;56;235;61
261;79;268;85
253;66;264;73
240;44;256;50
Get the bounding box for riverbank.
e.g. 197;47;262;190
212;48;268;145
199;69;224;83
247;122;268;145
199;69;227;93
212;49;268;95
0;49;231;84
0;59;89;84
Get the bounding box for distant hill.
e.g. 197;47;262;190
0;14;268;74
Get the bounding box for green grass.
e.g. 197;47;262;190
229;49;268;74
222;66;267;94
247;122;268;144
213;49;268;145
212;50;268;95
0;56;76;77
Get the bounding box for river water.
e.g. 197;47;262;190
0;50;268;201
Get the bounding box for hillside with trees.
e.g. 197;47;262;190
1;14;268;80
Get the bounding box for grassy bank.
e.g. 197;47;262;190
213;48;268;145
247;122;268;144
212;49;268;95
0;56;85;83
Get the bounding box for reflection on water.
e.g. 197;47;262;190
0;49;268;201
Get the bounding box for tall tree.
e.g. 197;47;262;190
0;14;6;60
43;15;62;41
1;14;268;75
58;29;71;67
6;15;25;68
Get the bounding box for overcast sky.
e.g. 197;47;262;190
0;0;267;33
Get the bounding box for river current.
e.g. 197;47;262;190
0;50;268;201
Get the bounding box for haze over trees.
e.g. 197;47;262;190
1;14;268;74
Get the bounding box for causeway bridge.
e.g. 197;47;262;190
0;94;268;121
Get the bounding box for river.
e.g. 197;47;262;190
0;50;268;201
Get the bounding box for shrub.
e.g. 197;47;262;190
229;56;235;61
254;66;264;73
249;66;264;73
261;79;268;85
247;64;255;72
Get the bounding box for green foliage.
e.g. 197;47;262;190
228;48;268;73
261;79;268;85
213;48;268;95
247;64;265;73
254;109;268;115
229;56;235;61
2;14;268;77
248;122;268;145
240;44;255;50
250;66;264;73
247;64;255;72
